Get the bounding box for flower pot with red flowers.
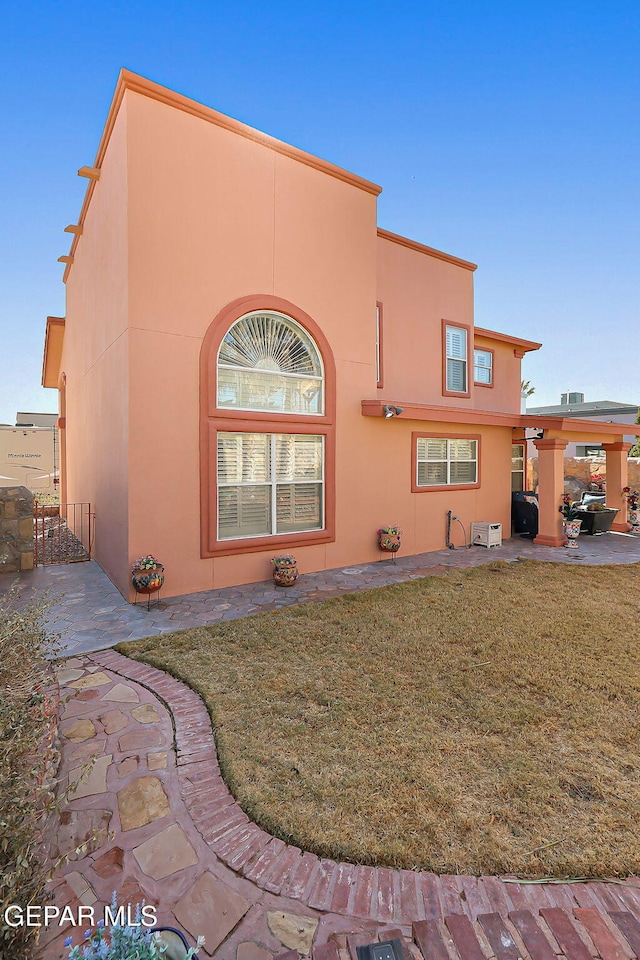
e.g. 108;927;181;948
559;496;581;548
623;487;640;531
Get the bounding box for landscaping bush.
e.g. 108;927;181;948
0;588;61;960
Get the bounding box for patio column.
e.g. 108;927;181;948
603;441;632;532
533;438;568;547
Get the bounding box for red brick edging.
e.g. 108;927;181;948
92;650;640;933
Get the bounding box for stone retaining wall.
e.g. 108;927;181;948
528;457;640;494
0;485;34;573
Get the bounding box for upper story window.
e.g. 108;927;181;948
474;348;493;386
375;302;383;388
444;323;468;395
217;311;324;415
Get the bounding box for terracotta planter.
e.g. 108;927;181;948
563;519;581;549
132;562;165;607
273;562;298;587
379;534;401;552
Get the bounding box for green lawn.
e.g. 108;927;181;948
119;559;640;878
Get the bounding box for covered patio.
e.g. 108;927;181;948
520;414;634;546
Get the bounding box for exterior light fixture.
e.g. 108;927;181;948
383;405;404;418
357;940;405;960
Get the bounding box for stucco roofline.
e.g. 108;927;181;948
377;228;478;272
62;70;383;282
519;414;632;437
42;316;65;388
474;327;541;353
362;402;632;438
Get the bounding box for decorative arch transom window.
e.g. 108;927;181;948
217;311;324;415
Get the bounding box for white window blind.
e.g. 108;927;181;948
474;349;492;384
217;312;324;414
217;432;324;540
416;437;478;487
445;325;467;392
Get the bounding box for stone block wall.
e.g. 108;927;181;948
0;486;34;573
528;457;640;494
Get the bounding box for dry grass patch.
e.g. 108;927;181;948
119;559;640;877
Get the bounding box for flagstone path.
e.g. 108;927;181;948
40;650;640;960
3;528;640;657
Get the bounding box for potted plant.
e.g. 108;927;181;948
559;495;581;548
589;473;605;492
64;895;203;958
623;487;640;531
378;525;402;553
271;553;298;586
575;500;619;535
131;555;165;608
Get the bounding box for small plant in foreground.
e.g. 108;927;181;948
132;555;163;570
377;525;402;536
64;895;203;959
622;487;639;510
271;554;297;565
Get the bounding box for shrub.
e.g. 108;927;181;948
0;588;61;960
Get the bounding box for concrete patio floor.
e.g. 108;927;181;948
2;528;640;656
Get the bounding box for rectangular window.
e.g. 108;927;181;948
511;443;525;492
416;437;478;487
375;302;383;388
445;324;468;393
217;432;324;540
474;348;493;385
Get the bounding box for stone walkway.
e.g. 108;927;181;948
41;650;640;960
2;529;640;656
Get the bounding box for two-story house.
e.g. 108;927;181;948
42;71;634;599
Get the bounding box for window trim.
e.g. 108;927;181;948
200;295;336;557
216;431;325;542
442;320;471;398
217;310;326;416
511;442;525;492
473;347;494;388
376;301;384;389
411;431;481;493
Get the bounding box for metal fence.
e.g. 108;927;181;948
34;503;93;565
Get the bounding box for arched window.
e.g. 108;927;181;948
217;312;324;414
200;296;335;558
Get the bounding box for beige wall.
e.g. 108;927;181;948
0;426;56;492
61;99;130;590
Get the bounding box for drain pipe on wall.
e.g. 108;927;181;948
446;510;471;549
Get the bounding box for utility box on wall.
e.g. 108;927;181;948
471;522;502;548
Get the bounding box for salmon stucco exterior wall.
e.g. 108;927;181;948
45;71;633;599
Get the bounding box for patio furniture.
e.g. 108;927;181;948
575;504;619;535
511;491;539;538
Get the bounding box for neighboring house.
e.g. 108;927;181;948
527;394;639;456
0;413;58;493
41;71;634;599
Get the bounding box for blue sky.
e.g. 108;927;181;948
1;1;638;423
